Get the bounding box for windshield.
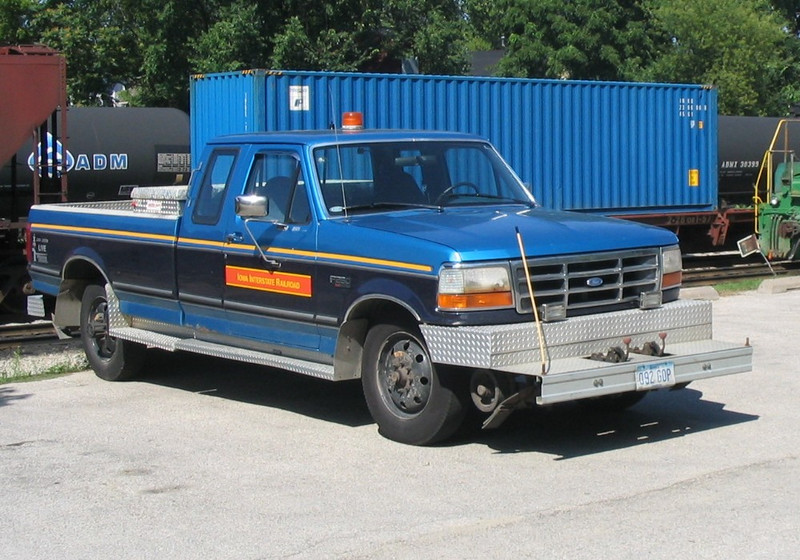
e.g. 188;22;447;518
313;140;535;215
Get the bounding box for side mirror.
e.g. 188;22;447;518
235;194;268;218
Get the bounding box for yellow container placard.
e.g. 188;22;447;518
689;169;700;187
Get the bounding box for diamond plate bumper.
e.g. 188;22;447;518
421;299;752;403
421;299;714;368
503;340;751;404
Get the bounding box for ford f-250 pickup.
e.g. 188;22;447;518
27;119;752;444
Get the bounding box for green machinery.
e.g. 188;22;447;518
753;119;800;260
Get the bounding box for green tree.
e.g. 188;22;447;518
0;0;38;44
267;1;470;74
189;1;269;73
29;0;223;109
15;0;471;108
772;0;800;35
412;10;471;74
462;0;506;50
374;0;470;74
642;0;796;115
31;0;140;106
493;0;655;81
134;0;221;108
270;15;368;71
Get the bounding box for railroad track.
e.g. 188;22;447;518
682;251;800;286
0;321;60;350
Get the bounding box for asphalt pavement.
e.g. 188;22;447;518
1;288;799;559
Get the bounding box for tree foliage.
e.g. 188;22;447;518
471;0;800;115
2;0;470;109
266;1;470;73
0;0;37;44
642;0;797;115
189;1;268;73
493;0;655;81
3;0;800;115
772;0;800;35
32;0;140;106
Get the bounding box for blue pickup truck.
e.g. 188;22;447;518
27;122;752;444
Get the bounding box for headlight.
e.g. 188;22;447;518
438;265;513;311
661;245;682;289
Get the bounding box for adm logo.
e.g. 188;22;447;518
27;132;128;176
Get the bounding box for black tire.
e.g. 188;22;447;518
361;323;467;445
80;284;145;381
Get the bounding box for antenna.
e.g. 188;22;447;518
328;84;349;219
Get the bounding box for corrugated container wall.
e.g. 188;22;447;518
190;70;718;215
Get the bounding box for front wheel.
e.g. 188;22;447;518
361;323;467;445
80;284;145;381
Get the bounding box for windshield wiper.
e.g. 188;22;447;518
330;201;441;214
438;193;534;206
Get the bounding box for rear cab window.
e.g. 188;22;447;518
193;149;238;225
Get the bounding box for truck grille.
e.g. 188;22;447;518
512;249;660;316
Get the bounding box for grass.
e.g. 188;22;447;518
714;278;764;294
0;345;88;385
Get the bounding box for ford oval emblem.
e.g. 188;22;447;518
586;277;604;288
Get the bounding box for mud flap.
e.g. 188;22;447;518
481;386;537;430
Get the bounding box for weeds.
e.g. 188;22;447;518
0;344;88;384
715;278;763;294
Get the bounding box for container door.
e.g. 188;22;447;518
222;148;319;350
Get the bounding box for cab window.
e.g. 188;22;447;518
193;150;237;225
244;152;310;224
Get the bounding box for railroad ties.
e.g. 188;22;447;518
0;322;59;350
682;251;800;286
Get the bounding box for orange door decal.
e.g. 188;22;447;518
225;265;312;297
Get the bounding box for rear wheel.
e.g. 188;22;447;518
80;284;144;381
362;323;467;445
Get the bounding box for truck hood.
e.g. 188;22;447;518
344;206;678;260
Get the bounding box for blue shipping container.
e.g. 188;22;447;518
190;70;718;215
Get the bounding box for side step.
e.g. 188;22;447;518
111;326;336;381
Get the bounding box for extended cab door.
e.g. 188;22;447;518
176;147;239;332
222;147;319;350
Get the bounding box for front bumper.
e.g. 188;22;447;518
421;299;752;404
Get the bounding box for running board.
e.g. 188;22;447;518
111;326;336;381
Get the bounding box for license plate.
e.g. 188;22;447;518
635;361;676;391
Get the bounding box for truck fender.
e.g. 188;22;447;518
53;251;111;328
348;277;428;323
334;291;424;379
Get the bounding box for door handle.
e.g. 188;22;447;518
225;232;244;243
